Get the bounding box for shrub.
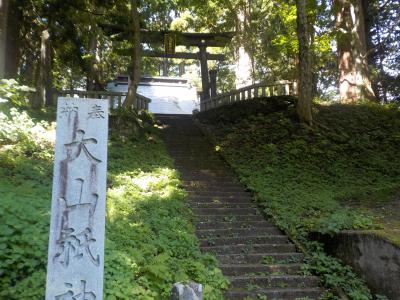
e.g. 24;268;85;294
0;108;53;151
0;78;35;107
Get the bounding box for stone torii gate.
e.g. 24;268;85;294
119;30;235;102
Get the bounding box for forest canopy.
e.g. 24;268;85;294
0;0;399;111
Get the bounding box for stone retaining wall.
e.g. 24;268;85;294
325;231;400;300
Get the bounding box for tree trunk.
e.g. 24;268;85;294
295;0;314;125
32;60;41;108
20;50;36;86
162;58;168;76
0;0;9;78
361;0;375;66
124;0;141;109
335;0;376;102
34;28;52;109
43;28;53;107
234;4;253;88
4;0;21;78
86;32;103;91
178;62;185;76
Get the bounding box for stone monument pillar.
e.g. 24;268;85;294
45;97;109;300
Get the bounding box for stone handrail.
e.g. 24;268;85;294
200;80;297;112
56;90;151;111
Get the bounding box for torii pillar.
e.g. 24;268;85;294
209;69;217;98
199;45;210;100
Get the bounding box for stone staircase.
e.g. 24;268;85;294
157;115;323;300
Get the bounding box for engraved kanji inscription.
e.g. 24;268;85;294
55;280;96;300
54;129;102;267
53;179;99;267
59;129;101;201
60;103;78;118
64;130;102;164
88;104;105;119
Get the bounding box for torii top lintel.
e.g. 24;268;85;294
138;30;234;100
140;30;235;48
104;24;235;100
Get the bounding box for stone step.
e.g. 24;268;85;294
170;151;215;154
173;157;221;162
199;235;288;247
176;165;227;170
224;287;323;300
159;115;324;298
220;264;303;276
168;149;216;153
228;275;320;289
171;153;216;156
165;140;211;143
217;253;304;264
169;150;215;154
183;180;245;187
168;142;214;145
190;196;254;203
192;203;257;209
201;243;296;255
179;170;234;177
176;162;224;167
188;191;252;197
165;140;212;144
196;221;276;230
175;162;225;167
166;141;210;144
174;158;223;163
180;175;238;181
196;227;282;239
197;214;265;223
185;186;247;193
169;150;216;155
168;151;218;156
168;144;212;147
193;207;260;216
176;164;228;170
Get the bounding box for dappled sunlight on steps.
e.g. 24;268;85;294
157;114;323;300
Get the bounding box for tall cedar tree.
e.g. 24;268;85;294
4;0;21;79
335;0;376;102
124;0;141;109
295;0;315;125
34;27;52;108
0;0;9;78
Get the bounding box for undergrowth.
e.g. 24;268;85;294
0;89;227;299
104;110;227;299
196;97;400;299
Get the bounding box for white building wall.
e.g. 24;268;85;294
137;84;198;115
106;78;199;115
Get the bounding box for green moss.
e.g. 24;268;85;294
197;98;400;298
0;108;228;299
197;99;400;241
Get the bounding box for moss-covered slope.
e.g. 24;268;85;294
196;97;400;299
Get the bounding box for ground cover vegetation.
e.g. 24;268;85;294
196;96;400;299
1;0;400;299
0;85;228;299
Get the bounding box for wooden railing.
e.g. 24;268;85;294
56;90;151;111
200;80;297;112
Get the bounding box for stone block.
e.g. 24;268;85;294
170;282;203;300
45;97;109;300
